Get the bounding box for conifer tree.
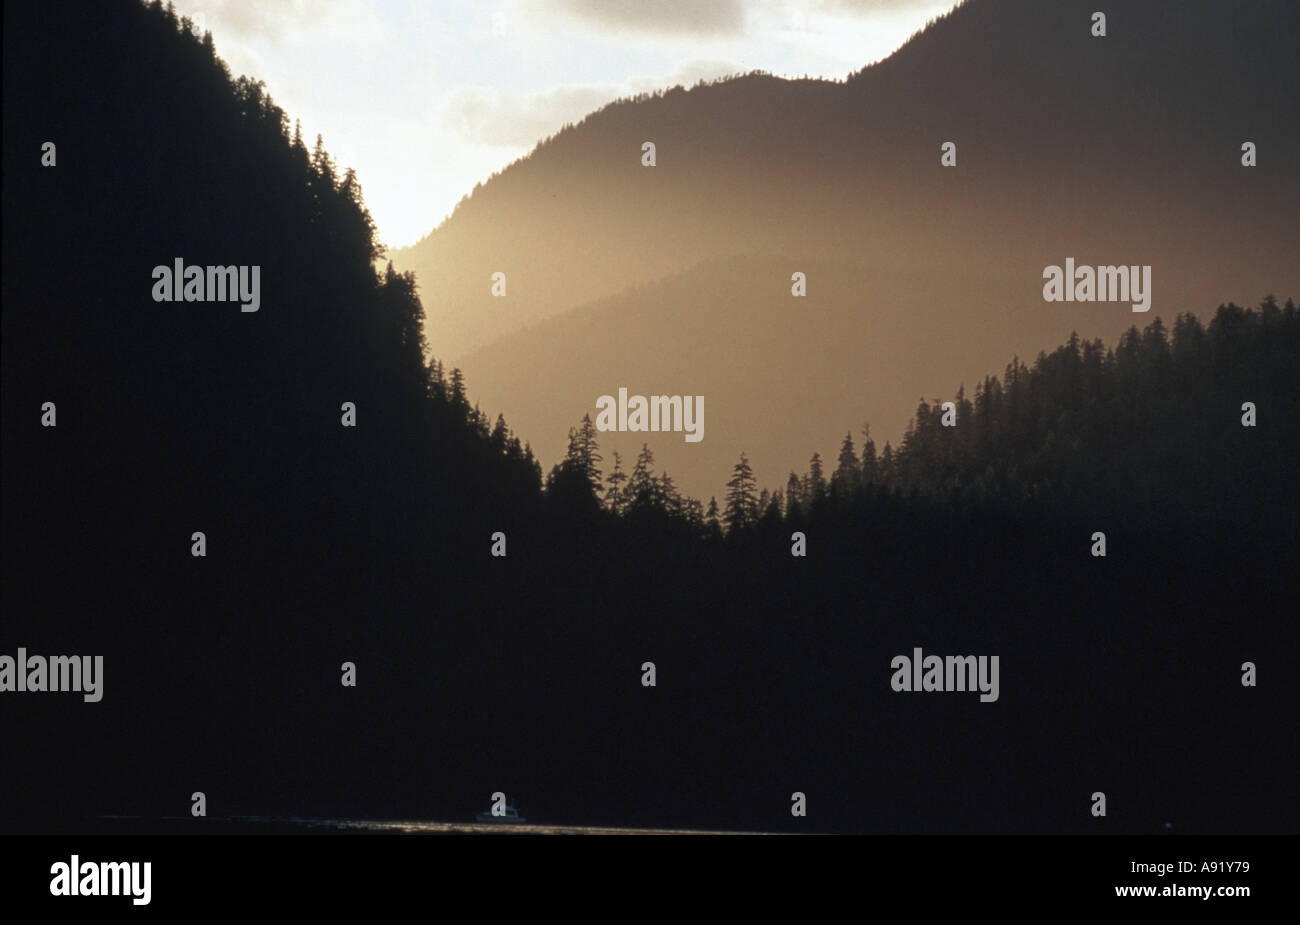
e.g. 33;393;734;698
724;452;759;532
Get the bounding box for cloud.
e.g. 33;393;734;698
442;84;622;148
442;60;740;148
548;0;746;36
540;0;954;37
189;0;386;45
806;0;957;11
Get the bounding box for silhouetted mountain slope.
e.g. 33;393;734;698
3;0;543;825
544;297;1299;548
533;299;1300;837
394;0;1298;498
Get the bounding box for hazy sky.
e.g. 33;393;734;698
169;0;955;249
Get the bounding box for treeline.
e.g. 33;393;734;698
548;302;1298;546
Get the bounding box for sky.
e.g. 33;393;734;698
168;0;956;250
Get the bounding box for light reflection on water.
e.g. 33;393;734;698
90;815;773;834
325;819;761;835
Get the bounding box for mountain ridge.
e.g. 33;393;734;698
390;0;1298;499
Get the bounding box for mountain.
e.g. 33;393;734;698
393;0;1300;500
3;0;1295;837
1;0;544;826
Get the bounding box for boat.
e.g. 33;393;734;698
475;802;527;824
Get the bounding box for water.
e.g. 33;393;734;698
86;815;768;835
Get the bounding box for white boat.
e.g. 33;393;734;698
475;802;526;824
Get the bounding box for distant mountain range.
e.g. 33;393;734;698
393;0;1299;500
